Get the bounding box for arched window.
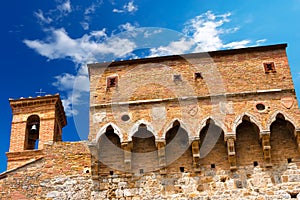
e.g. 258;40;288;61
236;116;262;166
165;120;192;173
25;115;40;150
199;119;228;169
270;114;298;164
98;125;124;175
132;124;158;173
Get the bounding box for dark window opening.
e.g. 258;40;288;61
173;74;182;82
139;169;144;174
195;72;203;80
107;76;118;88
179;167;184;172
264;62;276;73
253;161;258;167
256;103;266;111
211;164;216;169
86;170;90;173
290;193;298;198
220;177;227;182
109;171;114;175
25;115;40;150
288;158;292;163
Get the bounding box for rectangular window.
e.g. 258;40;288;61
107;76;118;88
263;62;276;73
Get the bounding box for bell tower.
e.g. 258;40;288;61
6;94;67;170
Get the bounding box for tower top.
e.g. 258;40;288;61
9;94;67;127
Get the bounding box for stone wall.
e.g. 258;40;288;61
0;142;92;200
2;140;300;199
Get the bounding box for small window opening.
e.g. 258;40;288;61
109;171;114;175
253;161;258;167
139;169;144;174
289;192;298;198
256;103;266;111
194;72;203;80
86;170;90;173
288;158;292;163
211;164;216;169
173;74;182;82
179;167;184;172
264;62;276;73
220;177;227;182
107;76;118;88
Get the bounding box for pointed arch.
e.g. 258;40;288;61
162;118;191;140
270;111;298;164
165;118;193;172
128;120;157;141
235;115;263;166
96;122;123;143
233;112;263;135
198;118;228;168
198;116;227;139
267;110;297;130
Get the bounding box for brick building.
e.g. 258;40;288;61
1;43;300;199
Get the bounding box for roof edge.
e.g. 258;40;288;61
88;43;287;68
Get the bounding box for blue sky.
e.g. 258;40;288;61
0;0;300;173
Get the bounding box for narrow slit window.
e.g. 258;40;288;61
253;161;258;167
179;167;184;172
263;62;276;73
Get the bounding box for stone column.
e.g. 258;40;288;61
88;143;99;180
191;139;200;172
156;140;167;174
121;141;133;174
261;131;272;167
226;136;237;170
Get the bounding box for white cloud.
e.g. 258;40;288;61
84;0;103;14
23;28;136;65
34;10;53;24
125;1;138;12
80;21;90;30
24;28;137;116
53;65;89;117
149;11;266;57
255;39;267;46
223;40;251;49
113;0;138;13
183;11;231;51
118;22;138;32
149;38;195;57
57;0;72;14
53;66;89;92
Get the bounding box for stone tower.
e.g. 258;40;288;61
6;94;67;170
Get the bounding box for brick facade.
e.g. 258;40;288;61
1;44;300;199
